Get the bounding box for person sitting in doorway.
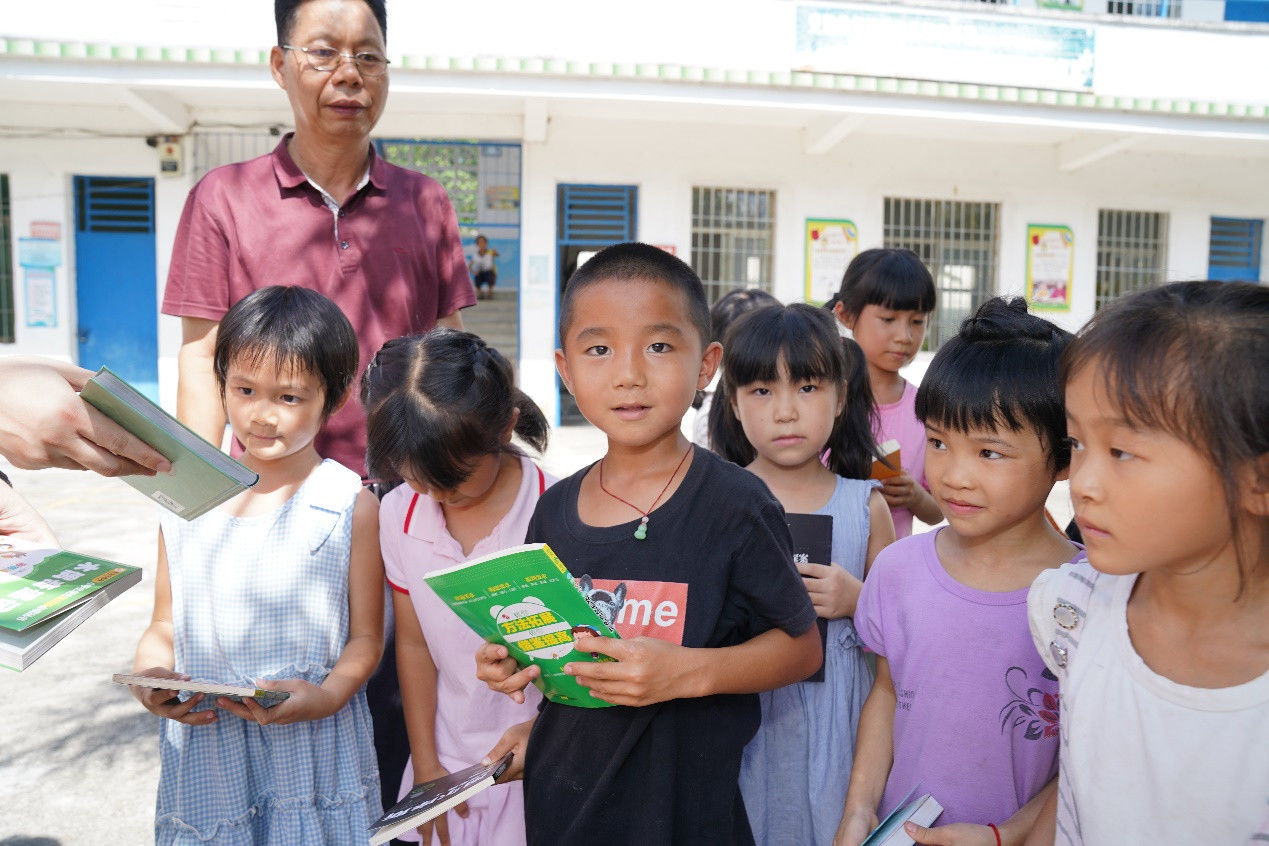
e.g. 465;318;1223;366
470;235;500;300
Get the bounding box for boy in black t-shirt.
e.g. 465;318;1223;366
477;243;821;845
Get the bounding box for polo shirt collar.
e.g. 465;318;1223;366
403;490;445;544
366;142;389;190
270;132;386;192
271;134;307;190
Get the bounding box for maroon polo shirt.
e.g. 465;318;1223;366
162;135;476;475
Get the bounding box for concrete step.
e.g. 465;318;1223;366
462;289;520;363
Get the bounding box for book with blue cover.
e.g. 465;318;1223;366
861;788;944;846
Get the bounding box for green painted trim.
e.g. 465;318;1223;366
1;37;1266;120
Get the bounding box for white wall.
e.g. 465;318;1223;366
0;137;192;406
4;113;1264;423
8;1;1267;106
513;116;1269;419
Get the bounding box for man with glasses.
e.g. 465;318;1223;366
162;0;476;479
161;2;474;822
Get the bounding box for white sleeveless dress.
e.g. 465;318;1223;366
155;459;381;845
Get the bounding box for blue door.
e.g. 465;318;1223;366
555;184;638;424
1207;217;1263;283
73;176;158;400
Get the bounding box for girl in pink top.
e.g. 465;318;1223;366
829;249;942;537
363;330;553;846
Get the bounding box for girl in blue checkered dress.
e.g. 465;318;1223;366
127;286;385;845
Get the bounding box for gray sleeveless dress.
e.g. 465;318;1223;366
739;476;880;846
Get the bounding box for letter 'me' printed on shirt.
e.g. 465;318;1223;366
581;578;688;645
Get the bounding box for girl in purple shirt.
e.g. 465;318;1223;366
835;299;1080;846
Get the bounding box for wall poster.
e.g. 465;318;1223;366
1026;224;1074;311
805;218;858;304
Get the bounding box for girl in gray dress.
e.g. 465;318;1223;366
712;303;896;846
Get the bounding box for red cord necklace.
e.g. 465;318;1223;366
597;444;693;540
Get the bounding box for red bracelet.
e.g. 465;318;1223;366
988;823;1002;846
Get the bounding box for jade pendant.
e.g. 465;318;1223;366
634;517;649;540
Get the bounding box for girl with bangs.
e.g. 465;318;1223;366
835;298;1081;846
363;329;553;846
828;249;943;537
711;303;895;845
1027;281;1268;844
129;286;383;845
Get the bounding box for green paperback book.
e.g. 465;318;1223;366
0;542;142;671
79;366;258;520
423;543;620;708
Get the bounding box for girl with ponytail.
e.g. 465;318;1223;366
363;329;552;846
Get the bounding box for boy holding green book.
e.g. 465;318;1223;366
477;243;821;845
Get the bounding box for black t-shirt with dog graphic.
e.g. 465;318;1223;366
521;447;817;846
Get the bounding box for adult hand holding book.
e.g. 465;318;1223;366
78;367;257;519
0;356;170;476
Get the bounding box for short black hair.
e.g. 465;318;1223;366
917;297;1072;469
275;0;388;46
828;248;937;318
362;329;549;488
1061;281;1269;589
710;303;880;479
558;242;712;348
214;285;359;419
709;287;780;345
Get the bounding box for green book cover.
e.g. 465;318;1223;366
78;366;258;520
0;544;140;633
423;543;620;708
0;542;142;670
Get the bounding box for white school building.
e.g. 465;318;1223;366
1;0;1266;424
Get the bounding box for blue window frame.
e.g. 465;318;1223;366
1208;217;1263;283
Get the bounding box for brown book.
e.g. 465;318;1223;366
870;439;902;480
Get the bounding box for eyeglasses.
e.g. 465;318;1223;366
282;45;390;78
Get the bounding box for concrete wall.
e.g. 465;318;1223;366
513;115;1269;420
2;114;1266;420
9;0;1268;105
0;136;190;402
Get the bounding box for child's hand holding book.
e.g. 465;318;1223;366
835;805;880;846
797;560;865;620
477;634;709;708
475;642;541;705
565;634;706;707
482;718;534;783
128;667;219;726
215;678;339;726
901;821;1000;845
409;758;472;845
